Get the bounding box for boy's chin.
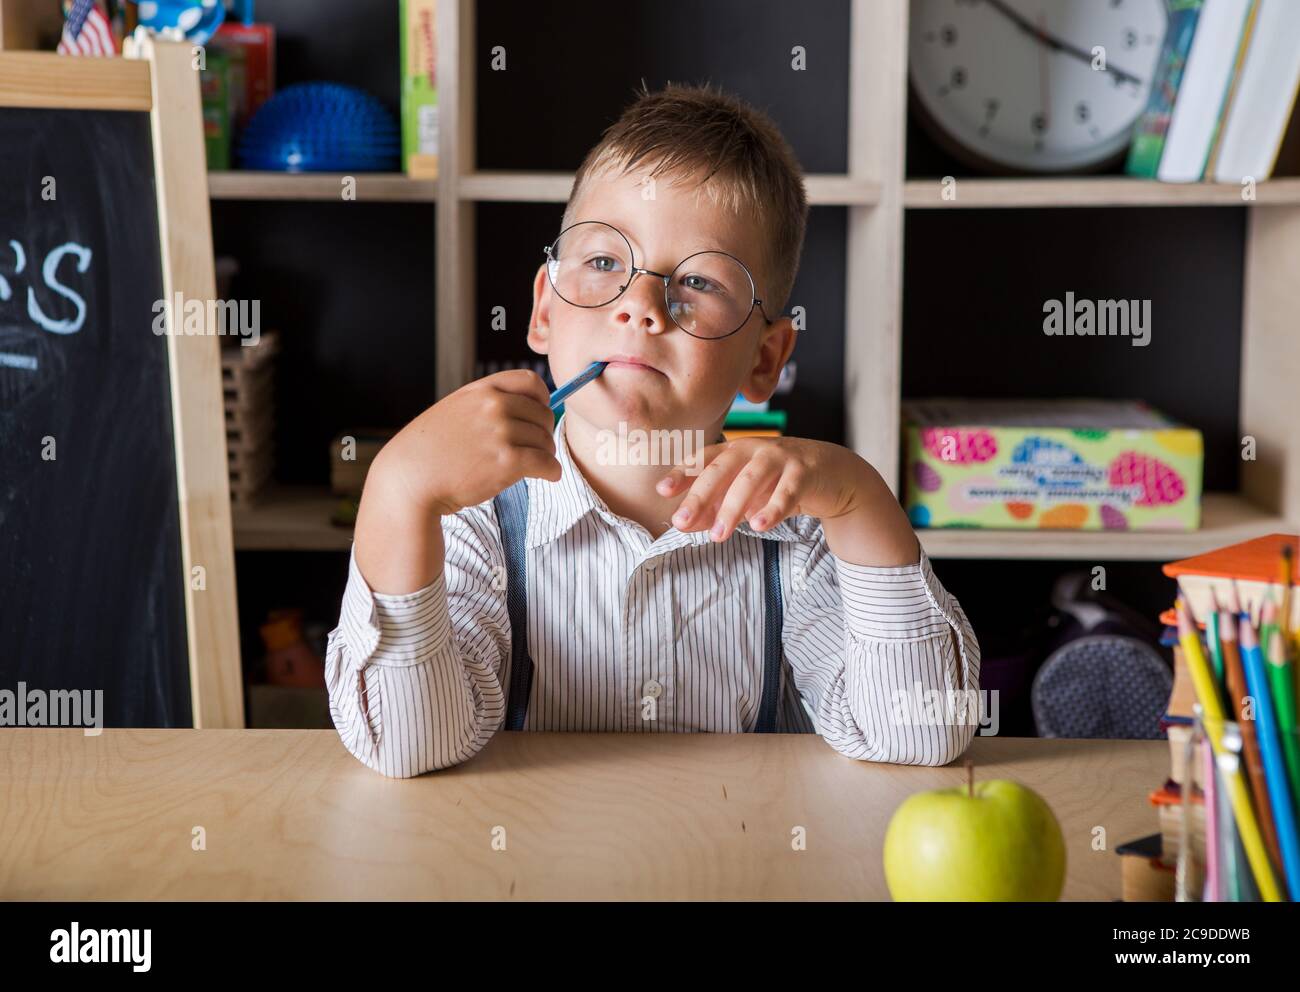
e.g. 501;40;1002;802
568;391;677;432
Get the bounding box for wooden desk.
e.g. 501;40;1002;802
0;730;1165;900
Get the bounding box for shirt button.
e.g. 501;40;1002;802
644;557;660;571
643;679;664;699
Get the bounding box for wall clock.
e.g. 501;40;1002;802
909;0;1168;173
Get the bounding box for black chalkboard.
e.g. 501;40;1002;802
0;107;191;727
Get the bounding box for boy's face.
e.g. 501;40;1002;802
527;165;797;435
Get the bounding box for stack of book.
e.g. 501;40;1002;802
723;405;786;441
721;362;795;441
1117;533;1300;901
1127;0;1300;183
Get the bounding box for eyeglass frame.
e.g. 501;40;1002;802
542;220;775;341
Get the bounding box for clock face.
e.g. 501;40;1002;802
909;0;1168;172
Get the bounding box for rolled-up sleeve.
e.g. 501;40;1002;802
324;503;510;778
782;529;981;766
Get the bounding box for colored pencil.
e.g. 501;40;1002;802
1220;609;1286;876
1207;606;1227;705
1281;545;1293;627
1283;544;1300;716
1176;598;1283;901
1263;600;1300;823
1239;615;1300;900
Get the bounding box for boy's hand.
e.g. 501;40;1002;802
655;437;867;540
370;370;562;517
654;437;918;566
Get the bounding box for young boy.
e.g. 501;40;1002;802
327;83;980;778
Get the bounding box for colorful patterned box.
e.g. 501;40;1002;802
902;399;1203;531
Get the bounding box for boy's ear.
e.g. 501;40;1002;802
739;315;796;404
527;262;552;355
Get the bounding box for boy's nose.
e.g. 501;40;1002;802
613;269;670;333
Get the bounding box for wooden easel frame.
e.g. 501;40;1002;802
0;39;243;728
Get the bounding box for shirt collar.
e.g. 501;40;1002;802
524;413;805;550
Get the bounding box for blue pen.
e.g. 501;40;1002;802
549;361;608;410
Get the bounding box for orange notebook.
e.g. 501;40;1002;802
1163;533;1300;628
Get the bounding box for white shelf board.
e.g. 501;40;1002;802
208;171;437;201
903;177;1300;209
918;493;1292;560
458;171;881;205
233;486;353;551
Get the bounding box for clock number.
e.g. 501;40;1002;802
979;98;999;136
941;25;957;46
950;66;967;89
1031;112;1047;134
1123;28;1137;49
1075;101;1090;124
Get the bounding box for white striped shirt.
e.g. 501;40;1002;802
326;414;981;778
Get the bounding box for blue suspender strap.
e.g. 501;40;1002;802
492;480;532;731
755;539;783;733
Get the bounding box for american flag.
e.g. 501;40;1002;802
57;0;118;57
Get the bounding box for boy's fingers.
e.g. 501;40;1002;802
502;418;556;455
488;368;552;409
658;441;728;494
671;451;742;531
711;460;781;541
516;447;563;483
498;388;556;433
750;462;804;531
656;468;685;494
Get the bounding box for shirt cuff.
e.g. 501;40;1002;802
834;546;955;641
337;544;449;668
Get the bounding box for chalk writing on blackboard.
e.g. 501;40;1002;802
0;237;94;371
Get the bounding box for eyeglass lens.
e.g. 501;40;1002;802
546;222;755;339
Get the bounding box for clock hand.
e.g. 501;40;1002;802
981;0;1145;86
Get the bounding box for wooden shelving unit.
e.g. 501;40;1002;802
208;169;879;205
207;170;438;201
917;494;1288;561
221;0;1300;560
903;176;1300;209
232;485;351;552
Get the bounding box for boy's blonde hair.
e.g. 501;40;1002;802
563;82;809;316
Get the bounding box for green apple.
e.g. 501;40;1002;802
883;778;1066;901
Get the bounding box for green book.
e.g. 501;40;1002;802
724;409;787;430
400;0;439;175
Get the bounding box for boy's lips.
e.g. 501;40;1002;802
601;354;665;375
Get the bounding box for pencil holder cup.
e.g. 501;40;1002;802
1181;710;1297;902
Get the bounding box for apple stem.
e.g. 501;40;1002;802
966;759;974;798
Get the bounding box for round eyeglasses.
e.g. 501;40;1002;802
543;221;772;340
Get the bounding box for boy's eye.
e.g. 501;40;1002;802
586;254;623;273
680;273;717;293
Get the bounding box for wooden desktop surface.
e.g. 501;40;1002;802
0;730;1166;901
